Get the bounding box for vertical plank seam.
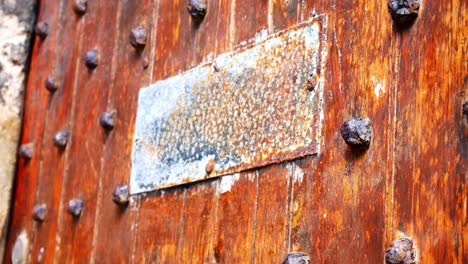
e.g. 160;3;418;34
176;189;188;262
287;163;294;252
267;0;274;33
250;171;259;264
228;0;236;49
389;33;401;243
211;180;221;263
148;0;161;84
130;196;141;264
89;0;123;262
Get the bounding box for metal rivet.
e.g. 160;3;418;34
35;21;49;39
205;160;215;174
68;199;84;217
113;185;129;206
100;110;116;130
19;143;34;159
385;237;417;264
85;49;98;69
129;27;147;50
53;130;69;148
186;0;207;22
340;117;372;149
282;252;310;264
73;0;87;16
306;72;318;91
463;101;468;120
142;57;149;70
33;204;47;222
388;0;421;25
45;76;58;92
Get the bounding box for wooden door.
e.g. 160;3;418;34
4;0;467;263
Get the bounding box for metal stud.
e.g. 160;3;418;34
32;204;47;222
85;49;98;69
388;0;421;25
35;22;49;40
385;237;417;264
186;0;207;22
53;130;69;148
205;159;215;174
113;185;129;207
45;76;58;92
19;143;34;159
73;0;87;16
100;110;116;130
282;252;310;264
463;101;468;121
68;199;84;217
340;117;372;149
129;27;147;50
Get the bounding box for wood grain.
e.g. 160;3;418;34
52;1;120;262
91;0;158;263
29;0;85;262
391;1;468;262
3;0;61;262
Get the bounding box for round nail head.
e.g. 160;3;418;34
385;237;417;264
340;117;372;149
113;185;130;206
33;204;47;222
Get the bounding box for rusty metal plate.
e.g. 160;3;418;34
130;19;327;194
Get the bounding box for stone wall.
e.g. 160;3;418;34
0;0;35;261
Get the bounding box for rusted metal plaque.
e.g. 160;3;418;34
130;19;326;194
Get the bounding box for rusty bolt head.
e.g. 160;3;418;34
205;160;215;174
463;101;468;120
282;252;310;264
113;185;130;206
306;73;318;91
85;49;98;69
19;143;34;159
73;0;87;16
32;204;46;222
100;111;116;130
53;130;69;148
68;198;84;217
142;57;149;70
388;0;421;25
129;27;147;50
35;21;49;39
186;0;207;22
340;117;372;149
385;237;417;264
45;76;58;92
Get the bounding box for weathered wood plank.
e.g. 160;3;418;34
291;0;393;262
392;0;468;262
3;0;61;262
29;0;85;262
215;172;257;263
178;180;219;264
91;0;158;263
253;164;290;263
134;189;186;263
272;0;300;32
152;0;196;81
233;0;269;44
193;0;233;64
50;1;120;263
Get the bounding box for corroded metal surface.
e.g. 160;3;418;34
130;20;326;193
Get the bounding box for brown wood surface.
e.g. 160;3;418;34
4;0;467;263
